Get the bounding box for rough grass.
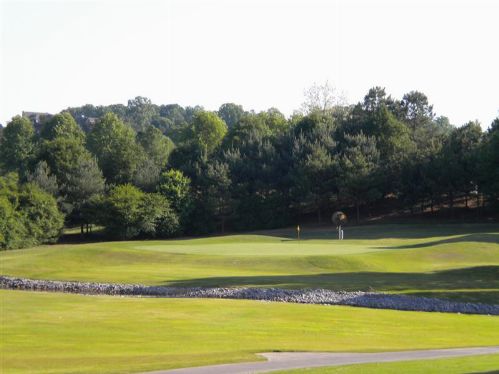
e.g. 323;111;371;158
276;354;499;373
1;290;499;374
1;224;498;303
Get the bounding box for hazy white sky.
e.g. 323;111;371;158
1;0;498;128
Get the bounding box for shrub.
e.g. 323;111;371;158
102;184;179;240
0;174;64;250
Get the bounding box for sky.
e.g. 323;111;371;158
1;0;498;128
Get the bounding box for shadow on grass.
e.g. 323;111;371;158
375;233;499;249
164;266;499;304
263;223;499;241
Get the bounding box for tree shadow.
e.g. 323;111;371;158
259;223;499;241
163;266;499;304
376;233;499;249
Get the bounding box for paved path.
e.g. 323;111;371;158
145;346;499;374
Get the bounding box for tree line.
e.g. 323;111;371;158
1;86;498;249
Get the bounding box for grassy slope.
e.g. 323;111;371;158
1;290;499;374
1;224;498;303
276;354;499;374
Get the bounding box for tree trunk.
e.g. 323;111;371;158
81;224;84;236
449;192;454;218
356;200;360;223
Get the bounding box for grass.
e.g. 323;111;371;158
1;224;498;303
1;290;499;373
276;354;499;373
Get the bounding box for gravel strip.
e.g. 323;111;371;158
1;275;498;315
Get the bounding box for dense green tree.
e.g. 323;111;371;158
479;118;499;203
18;182;65;244
40;112;85;142
137;126;174;169
223;128;290;230
101;184;179;239
102;184;145;239
39;137;92;188
438;121;483;211
258;108;289;135
37;112;105;223
339;133;381;222
157;169;192;218
0;116;36;176
0;173;64;249
133;126;174;191
139;193;179;237
2;89;498;240
291;112;338;222
167;141;204;181
223;113;272;148
0;173;28;249
126;96;157;131
372;105;413;164
218;103;245;129
0;194;28;249
400;91;434;131
155;104;192;143
202;160;233;233
87;113;144;184
63;157;105;232
159;104;187;124
412;116;452;158
191;111;228;157
133;158;162;192
27;161;59;196
37;112;93;193
361;87;393;113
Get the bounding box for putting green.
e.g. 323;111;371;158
1;224;498;303
1;290;498;373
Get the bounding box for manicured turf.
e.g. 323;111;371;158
1;224;498;303
276;354;499;373
1;290;499;374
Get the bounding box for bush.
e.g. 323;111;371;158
102;184;179;240
0;174;64;250
18;183;65;244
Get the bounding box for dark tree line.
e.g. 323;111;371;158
1;88;498;249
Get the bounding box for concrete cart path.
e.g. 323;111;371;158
144;346;499;374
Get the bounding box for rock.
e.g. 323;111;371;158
1;275;498;315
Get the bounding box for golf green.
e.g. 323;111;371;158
1;224;498;303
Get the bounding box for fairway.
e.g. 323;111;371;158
1;290;499;374
1;224;498;304
276;354;499;373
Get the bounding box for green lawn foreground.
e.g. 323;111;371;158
1;290;499;374
1;224;498;304
276;354;499;374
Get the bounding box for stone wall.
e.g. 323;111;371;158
1;275;498;315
